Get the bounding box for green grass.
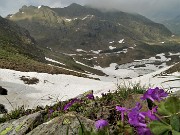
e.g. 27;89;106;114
0;47;92;78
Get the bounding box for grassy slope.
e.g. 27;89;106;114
0;17;95;78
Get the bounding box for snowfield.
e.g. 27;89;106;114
0;53;179;112
0;69;115;111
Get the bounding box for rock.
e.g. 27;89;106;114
0;104;7;114
27;112;95;135
0;86;7;95
0;111;44;135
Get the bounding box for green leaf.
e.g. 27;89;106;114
158;96;180;116
148;120;172;135
164;97;180;114
158;101;172;116
172;130;180;135
170;115;180;131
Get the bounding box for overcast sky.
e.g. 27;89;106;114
0;0;180;21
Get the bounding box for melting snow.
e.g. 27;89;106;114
118;39;124;43
0;68;114;111
38;6;41;9
109;46;116;50
65;18;72;22
169;52;180;56
91;50;102;54
109;41;114;44
73;58;92;68
45;57;66;66
148;53;171;61
76;49;86;52
82;15;94;20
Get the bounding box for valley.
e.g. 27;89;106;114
0;3;180;114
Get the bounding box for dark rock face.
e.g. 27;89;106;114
0;86;7;95
0;104;7;114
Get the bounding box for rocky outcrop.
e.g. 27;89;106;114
0;86;7;95
0;104;7;114
0;112;44;135
27;112;95;135
0;112;95;135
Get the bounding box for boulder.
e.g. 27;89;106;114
0;104;7;114
0;86;7;95
27;112;95;135
0;111;44;135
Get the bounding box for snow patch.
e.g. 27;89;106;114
118;39;124;43
45;57;65;66
109;46;116;50
65;18;72;22
169;52;180;56
82;15;94;20
76;49;86;52
91;50;102;54
109;41;114;44
0;68;114;111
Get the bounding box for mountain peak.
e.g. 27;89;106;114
68;3;83;8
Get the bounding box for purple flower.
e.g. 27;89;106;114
64;102;72;111
49;109;54;114
128;109;147;127
95;119;108;129
143;106;158;121
48;109;54;119
57;107;61;111
116;106;128;121
86;93;94;100
127;103;147;127
141;87;168;102
136;127;152;135
133;102;142;111
63;98;81;111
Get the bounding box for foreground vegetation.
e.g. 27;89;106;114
0;84;179;135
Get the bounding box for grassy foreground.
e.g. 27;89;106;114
0;84;179;134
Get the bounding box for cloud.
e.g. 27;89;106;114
83;0;180;16
0;0;180;21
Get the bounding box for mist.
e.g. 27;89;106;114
0;0;180;21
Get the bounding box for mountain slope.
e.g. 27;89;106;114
0;16;98;78
0;16;44;61
163;15;180;35
7;4;172;53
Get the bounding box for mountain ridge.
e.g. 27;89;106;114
7;3;172;53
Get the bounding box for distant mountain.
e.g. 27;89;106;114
7;3;172;53
163;15;180;35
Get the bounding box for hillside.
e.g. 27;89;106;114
7;4;172;53
163;15;180;35
0;16;44;61
0;16;98;78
